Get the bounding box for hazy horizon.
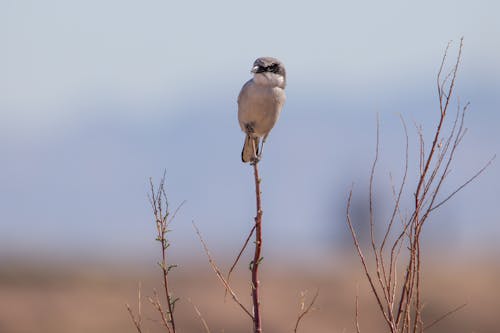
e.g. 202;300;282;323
1;0;499;263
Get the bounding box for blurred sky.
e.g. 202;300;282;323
1;0;499;263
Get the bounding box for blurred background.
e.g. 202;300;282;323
1;0;499;332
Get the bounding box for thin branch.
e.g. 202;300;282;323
126;306;143;333
126;282;143;333
369;114;380;254
226;225;256;300
148;290;173;333
293;289;319;333
420;101;463;203
429;155;495;213
188;298;211;333
382;116;409;251
149;175;180;333
192;221;254;319
355;284;361;333
346;188;392;327
417;39;463;211
346;39;478;333
423;303;467;331
415;123;425;175
437;40;453;113
368;115;393;313
168;200;187;225
384;115;410;315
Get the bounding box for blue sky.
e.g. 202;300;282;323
1;0;499;262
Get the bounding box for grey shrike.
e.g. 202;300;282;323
238;57;286;163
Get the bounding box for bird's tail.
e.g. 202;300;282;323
241;135;260;163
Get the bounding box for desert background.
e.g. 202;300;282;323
1;257;499;333
1;0;499;332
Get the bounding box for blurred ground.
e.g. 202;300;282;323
1;256;499;333
2;3;499;333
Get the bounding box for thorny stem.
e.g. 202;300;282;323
251;161;263;333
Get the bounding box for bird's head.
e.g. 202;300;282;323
251;57;286;88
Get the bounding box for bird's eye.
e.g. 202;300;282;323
267;64;278;73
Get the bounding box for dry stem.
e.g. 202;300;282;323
188;298;212;333
193;221;254;319
423;303;467;331
148;174;183;333
127;173;183;333
193;159;265;333
251;161;264;333
355;284;361;333
293;289;319;333
126;282;143;333
226;224;256;300
346;38;492;333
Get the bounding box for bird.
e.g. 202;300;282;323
238;57;286;164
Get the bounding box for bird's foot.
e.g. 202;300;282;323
250;155;261;165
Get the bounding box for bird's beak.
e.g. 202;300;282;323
251;65;259;74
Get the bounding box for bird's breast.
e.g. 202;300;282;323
237;81;286;136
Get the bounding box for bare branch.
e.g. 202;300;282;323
430;155;495;213
168;200;187;225
126;282;143;333
346;188;392;327
188;298;211;333
148;290;173;333
346;39;479;333
293;289;319;333
226;225;256;300
369;114;380;254
423;303;467;331
149;174;180;333
193;221;254;319
355;284;361;333
382;115;409;252
251;161;264;333
126;306;143;333
384;115;410;314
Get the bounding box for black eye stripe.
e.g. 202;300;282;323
254;63;280;74
266;64;279;73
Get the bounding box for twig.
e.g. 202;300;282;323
193;221;254;319
188;298;211;333
423;303;467;331
149;175;180;333
127;174;183;333
168;200;187;225
355;284;361;333
144;174;185;333
346;188;392;327
148;290;172;332
345;39;489;333
293;289;319;333
429;155;495;213
126;282;143;333
226;225;256;300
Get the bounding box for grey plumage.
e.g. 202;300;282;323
238;57;286;163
